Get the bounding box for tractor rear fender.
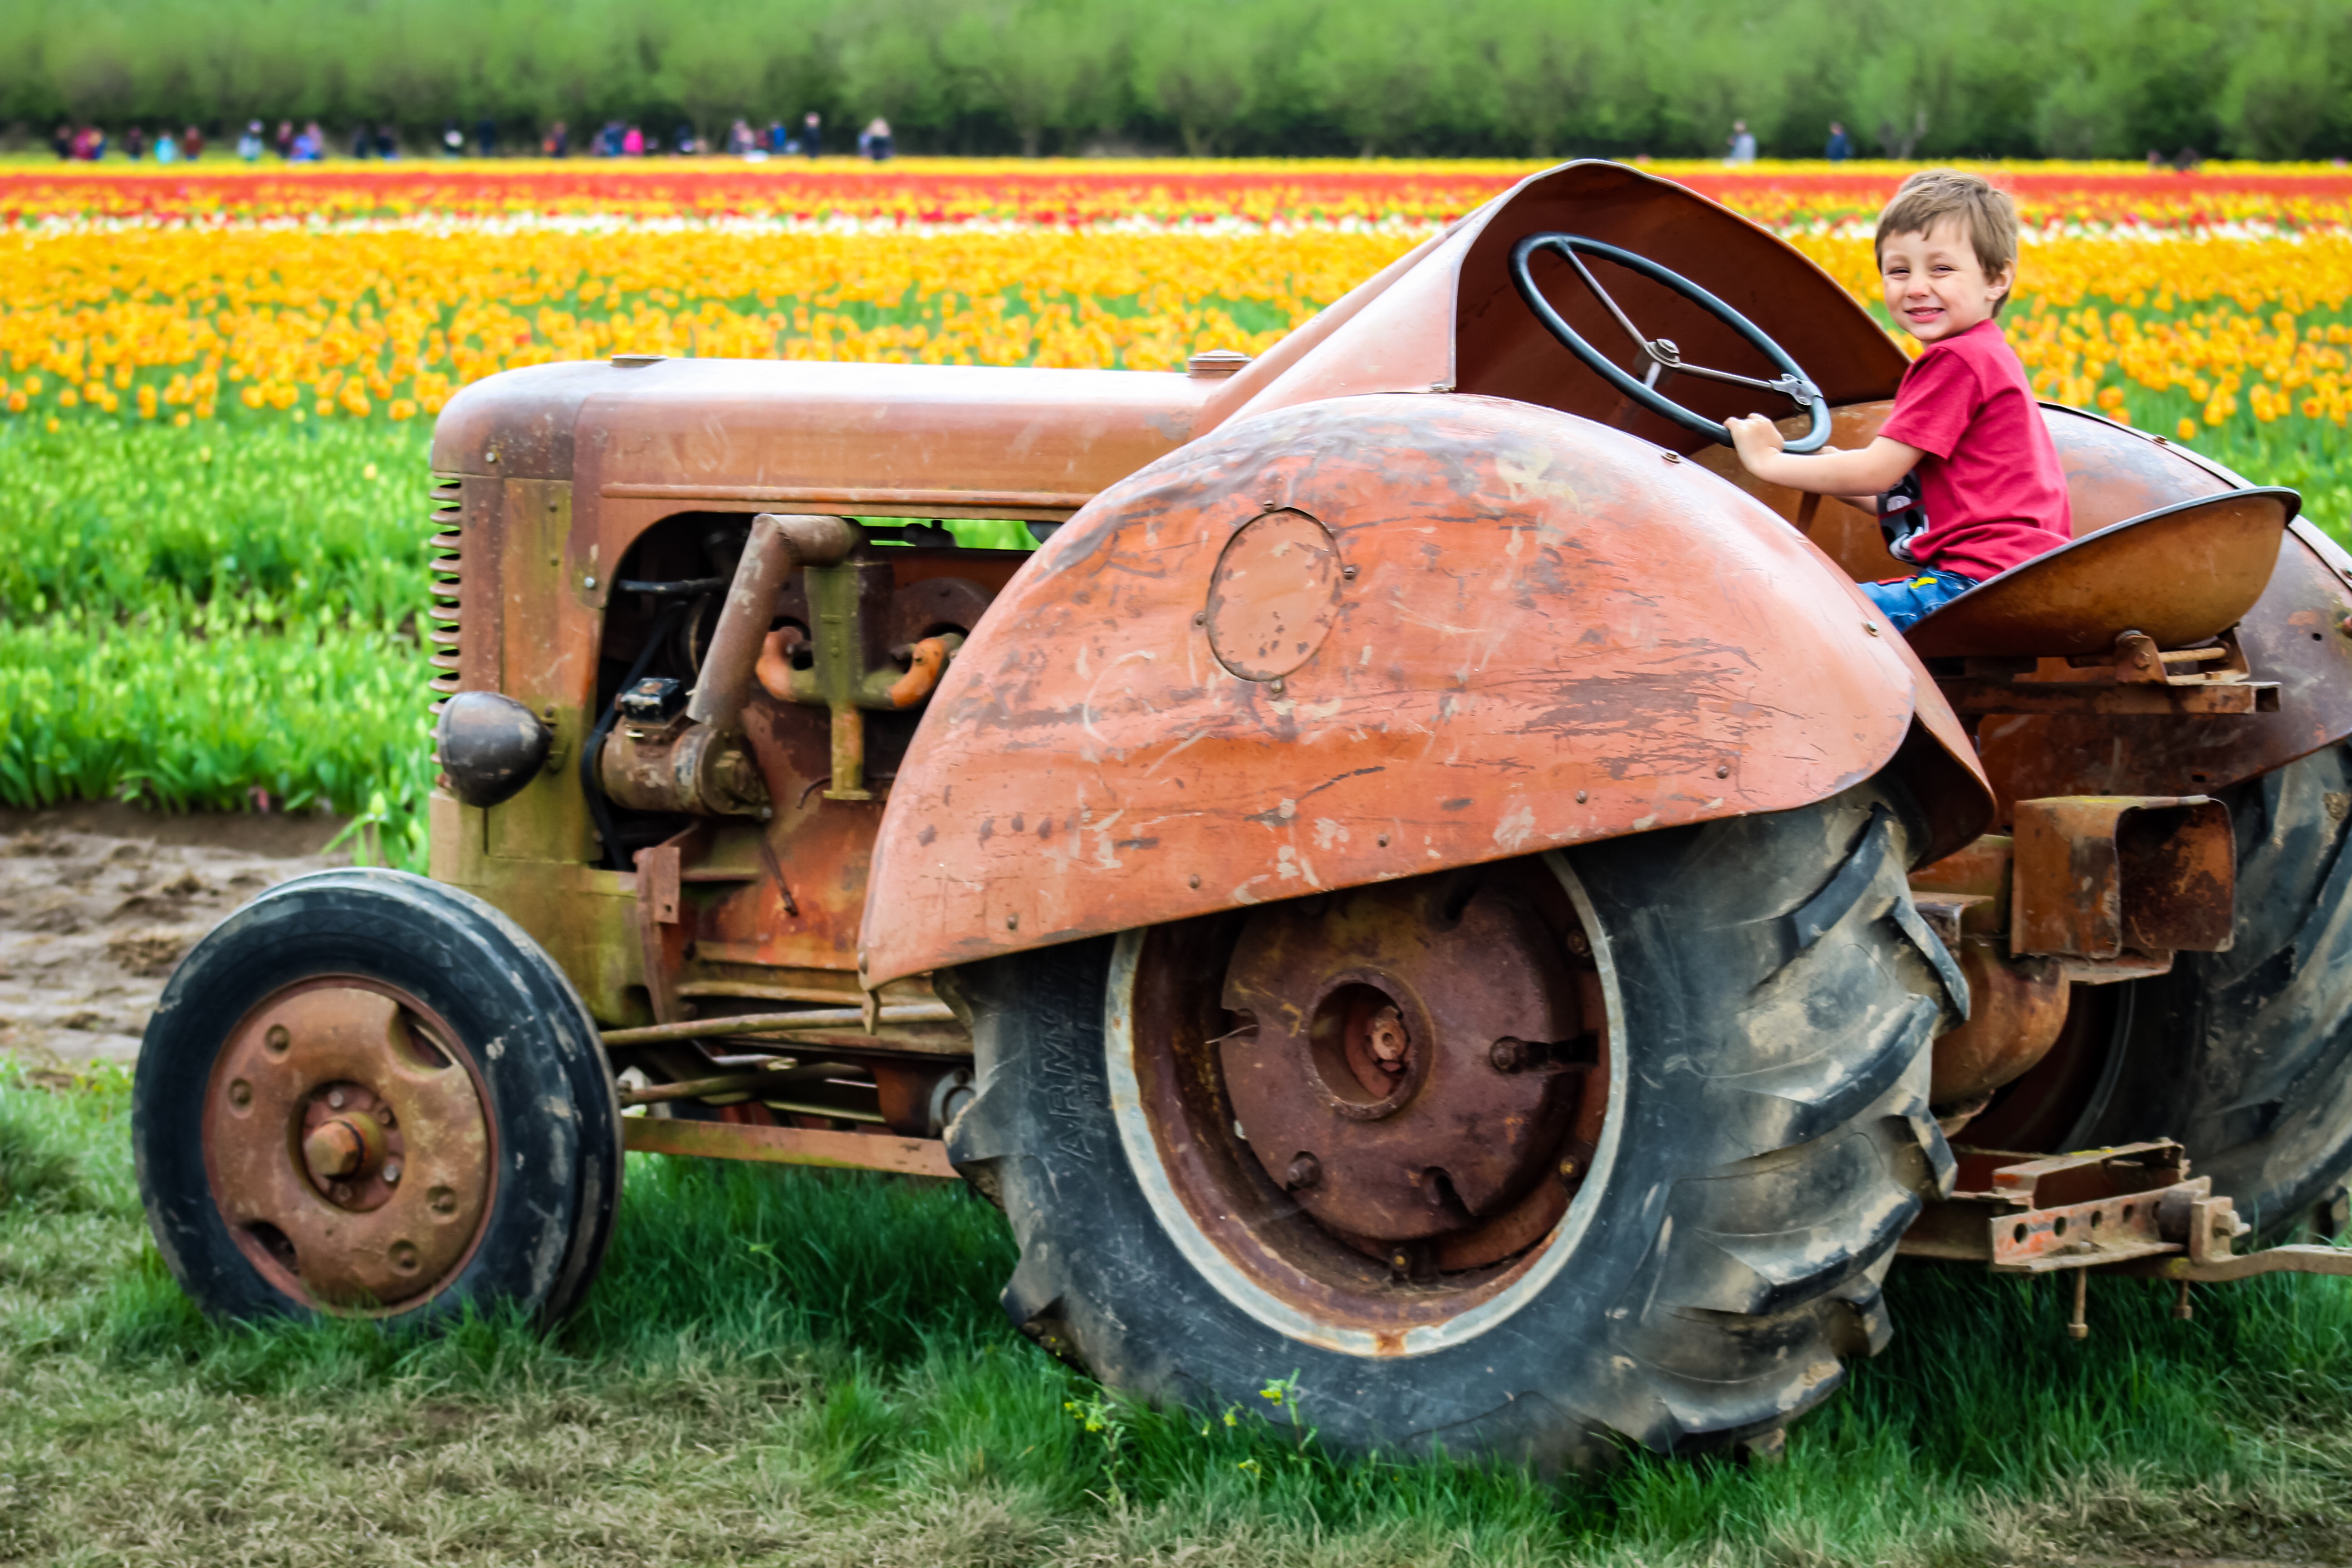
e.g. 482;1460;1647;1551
858;393;1990;985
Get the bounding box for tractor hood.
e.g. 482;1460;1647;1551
431;358;1215;521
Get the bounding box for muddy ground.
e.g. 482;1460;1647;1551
0;803;350;1069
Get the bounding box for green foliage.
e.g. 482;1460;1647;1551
3;0;2348;159
0;420;431;629
0;419;436;865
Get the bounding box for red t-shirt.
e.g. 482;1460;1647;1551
1877;318;2073;581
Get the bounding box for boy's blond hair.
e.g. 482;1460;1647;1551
1873;170;2019;317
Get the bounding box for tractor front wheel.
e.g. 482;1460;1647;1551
134;870;621;1327
945;781;1960;1469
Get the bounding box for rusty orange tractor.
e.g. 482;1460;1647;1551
135;162;2352;1470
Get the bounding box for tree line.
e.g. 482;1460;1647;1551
4;0;2347;161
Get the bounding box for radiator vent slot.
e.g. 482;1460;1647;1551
427;477;463;712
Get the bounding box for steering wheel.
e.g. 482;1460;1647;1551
1509;233;1833;454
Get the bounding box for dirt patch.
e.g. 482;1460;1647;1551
0;806;351;1068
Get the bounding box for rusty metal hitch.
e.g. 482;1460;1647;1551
1900;1141;2352;1336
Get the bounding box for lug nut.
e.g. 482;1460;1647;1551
327;1089;347;1110
304;1120;365;1180
382;1160;403;1186
1284;1154;1321;1191
1490;1038;1527;1073
1558;1155;1582;1182
227;1079;252;1108
1366;1006;1408;1068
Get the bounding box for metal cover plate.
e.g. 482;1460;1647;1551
1205;508;1341;681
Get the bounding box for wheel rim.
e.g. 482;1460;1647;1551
200;978;497;1312
1112;856;1617;1349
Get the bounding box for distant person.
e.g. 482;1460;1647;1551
442;122;464;157
2174;146;2202;173
352;122;373;159
673;123;697;155
376;125;397;159
1726;119;1756;164
861;118;893;161
182;125;204;160
124;125;148;161
476;118;497;157
292;122;324;162
274;120;295;161
1825;121;1850;162
622;124;645;157
238;121;265;161
803;111;822;157
155;130;180;163
2147;148;2165;170
50;122;72;160
768;120;790;154
544;120;569;157
74;126;106;161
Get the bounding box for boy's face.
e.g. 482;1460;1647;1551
1878;217;2012;343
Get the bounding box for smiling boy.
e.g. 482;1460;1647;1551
1728;170;2072;632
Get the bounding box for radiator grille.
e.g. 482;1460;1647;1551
427;478;463;710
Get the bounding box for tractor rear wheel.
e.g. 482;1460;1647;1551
134;870;622;1326
2080;742;2352;1235
945;781;1960;1469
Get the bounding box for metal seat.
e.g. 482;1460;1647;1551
1904;487;2301;660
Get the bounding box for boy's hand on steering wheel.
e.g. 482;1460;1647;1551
1726;413;1786;467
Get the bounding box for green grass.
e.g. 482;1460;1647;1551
5;1068;2352;1565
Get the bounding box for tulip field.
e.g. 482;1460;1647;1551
7;160;2352;860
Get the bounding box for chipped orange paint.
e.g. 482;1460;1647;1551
859;392;1990;985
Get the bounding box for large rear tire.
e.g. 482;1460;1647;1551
2082;742;2352;1235
945;781;1961;1469
134;870;622;1327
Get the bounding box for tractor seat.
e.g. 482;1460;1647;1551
1903;487;2301;660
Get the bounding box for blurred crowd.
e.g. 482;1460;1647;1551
49;113;897;163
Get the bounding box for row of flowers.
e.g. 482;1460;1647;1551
5;218;2351;447
10;163;2352;236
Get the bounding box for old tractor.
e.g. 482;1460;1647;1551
135;161;2352;1470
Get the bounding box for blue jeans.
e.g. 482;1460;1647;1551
1859;570;1978;633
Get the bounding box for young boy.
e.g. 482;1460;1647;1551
1728;170;2072;632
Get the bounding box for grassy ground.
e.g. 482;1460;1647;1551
5;1066;2352;1567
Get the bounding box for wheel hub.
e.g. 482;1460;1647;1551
201;981;494;1309
1220;877;1592;1266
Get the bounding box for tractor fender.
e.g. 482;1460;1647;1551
860;393;1989;985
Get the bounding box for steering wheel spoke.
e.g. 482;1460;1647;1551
1509;233;1833;453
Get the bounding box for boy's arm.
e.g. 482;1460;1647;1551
1725;413;1923;498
